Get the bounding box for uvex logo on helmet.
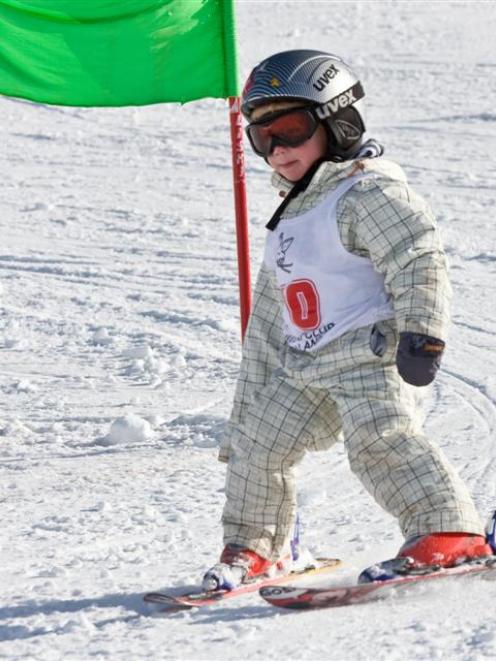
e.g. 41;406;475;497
316;82;364;119
312;64;339;91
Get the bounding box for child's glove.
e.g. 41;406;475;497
396;332;445;386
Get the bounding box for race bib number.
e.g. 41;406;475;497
283;279;321;330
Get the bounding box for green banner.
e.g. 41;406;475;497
0;0;239;106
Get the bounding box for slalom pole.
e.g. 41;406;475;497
229;95;251;340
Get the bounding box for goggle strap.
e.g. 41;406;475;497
266;157;326;231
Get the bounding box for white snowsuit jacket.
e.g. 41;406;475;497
219;157;483;561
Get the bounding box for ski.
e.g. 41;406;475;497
259;557;496;609
144;557;341;612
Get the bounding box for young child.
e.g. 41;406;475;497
203;49;492;590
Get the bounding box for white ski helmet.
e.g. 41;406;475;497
242;49;366;161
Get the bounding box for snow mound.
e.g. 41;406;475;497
91;327;113;346
103;414;153;445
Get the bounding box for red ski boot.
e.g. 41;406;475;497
398;532;493;568
359;532;493;583
202;544;290;592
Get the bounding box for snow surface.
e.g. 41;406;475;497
1;1;496;659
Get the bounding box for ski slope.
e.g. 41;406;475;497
1;1;496;659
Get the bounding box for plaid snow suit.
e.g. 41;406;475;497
219;157;484;561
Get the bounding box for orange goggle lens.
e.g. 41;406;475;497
246;108;318;157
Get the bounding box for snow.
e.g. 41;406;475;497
1;1;496;659
103;415;153;445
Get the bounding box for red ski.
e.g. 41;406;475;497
259;557;496;609
144;558;340;612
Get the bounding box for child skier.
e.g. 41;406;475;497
203;50;493;590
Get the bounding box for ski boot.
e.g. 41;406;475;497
202;514;302;592
359;532;493;584
486;510;496;554
201;544;291;591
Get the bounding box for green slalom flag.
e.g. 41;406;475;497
0;0;238;106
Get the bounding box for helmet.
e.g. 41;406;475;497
242;49;366;161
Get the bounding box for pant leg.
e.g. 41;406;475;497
332;324;484;538
223;374;342;560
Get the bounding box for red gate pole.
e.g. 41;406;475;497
228;96;251;340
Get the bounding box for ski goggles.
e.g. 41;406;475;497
245;107;319;157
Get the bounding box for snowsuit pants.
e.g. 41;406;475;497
222;320;484;561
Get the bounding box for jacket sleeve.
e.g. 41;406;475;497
343;177;452;340
218;262;284;463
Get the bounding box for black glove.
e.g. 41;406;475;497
396;332;445;386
